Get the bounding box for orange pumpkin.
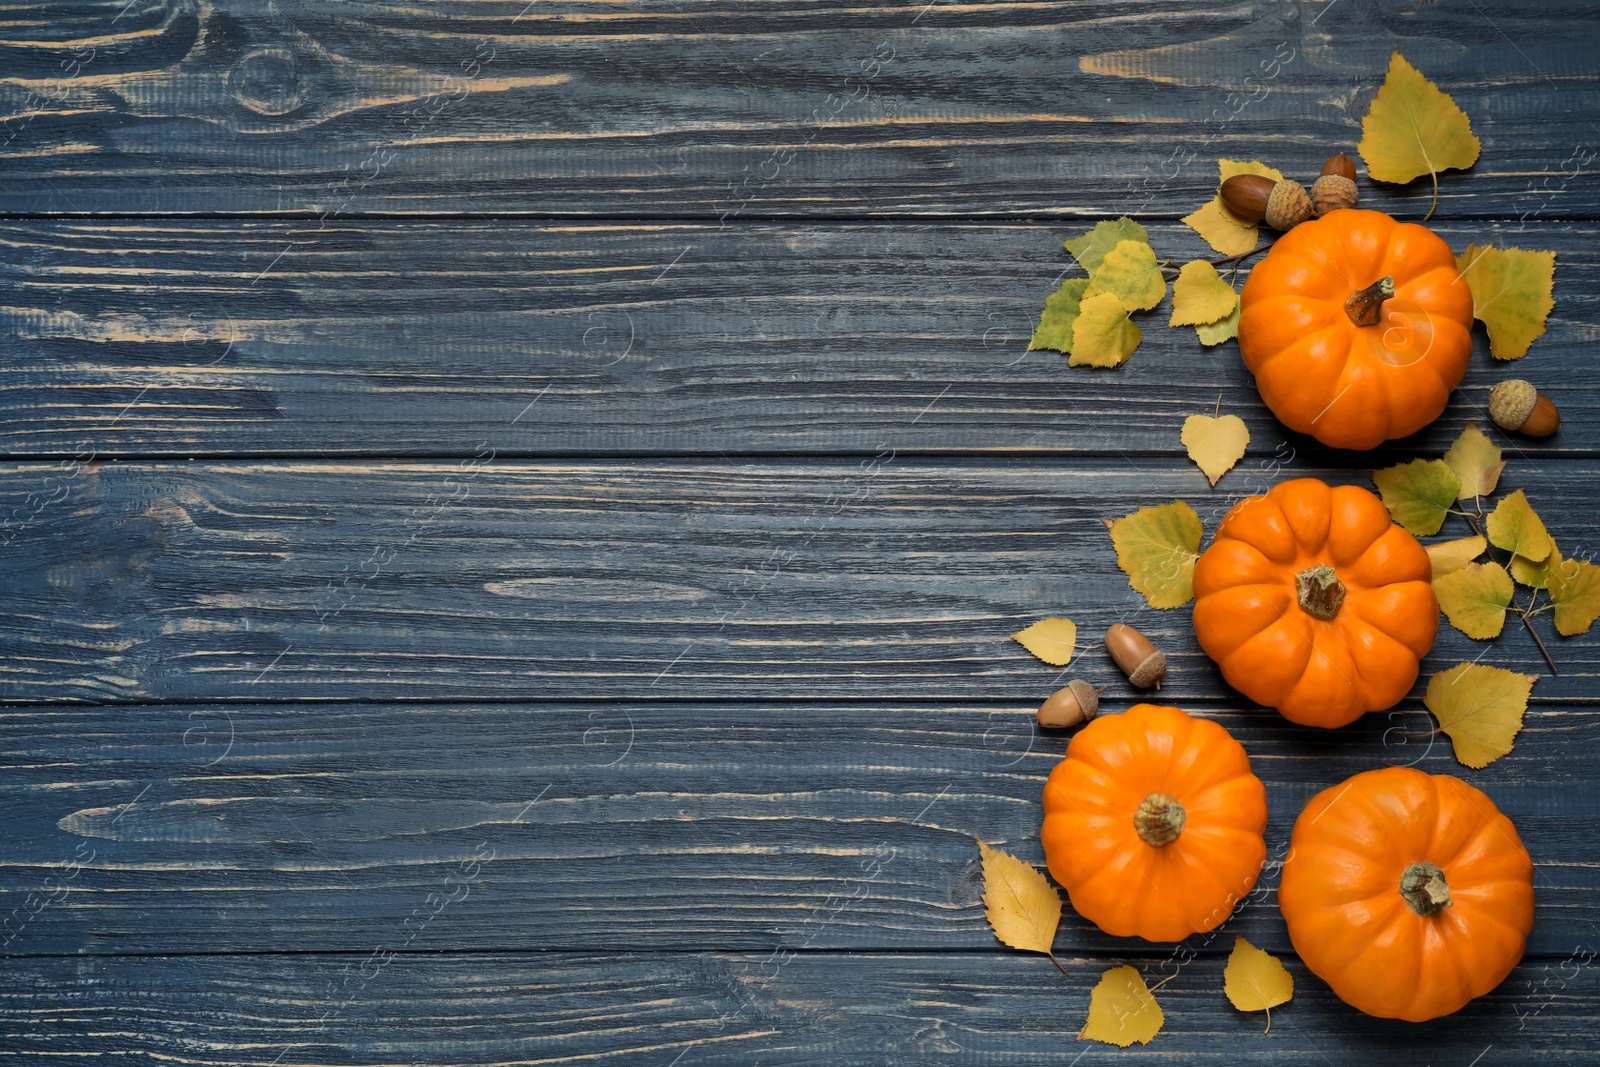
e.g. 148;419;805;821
1239;208;1474;450
1280;767;1535;1021
1041;703;1267;942
1192;477;1438;728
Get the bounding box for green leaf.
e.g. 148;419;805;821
1548;559;1600;636
1083;240;1166;312
1029;278;1089;353
1372;459;1460;536
1069;292;1142;368
1486;489;1554;562
1065;218;1150;276
1424;662;1534;769
1442;422;1505;500
1432;561;1513;639
1107;500;1203;609
1169;261;1238;327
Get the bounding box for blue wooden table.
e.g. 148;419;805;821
3;1;1598;1061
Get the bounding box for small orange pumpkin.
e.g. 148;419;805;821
1041;703;1267;942
1280;767;1535;1021
1239;208;1474;450
1192;477;1438;728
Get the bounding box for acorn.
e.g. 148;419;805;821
1489;379;1560;436
1036;679;1106;729
1105;623;1167;688
1311;153;1359;216
1220;174;1314;231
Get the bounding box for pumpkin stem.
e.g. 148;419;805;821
1133;792;1185;848
1296;564;1346;621
1399;861;1453;917
1345;276;1395;327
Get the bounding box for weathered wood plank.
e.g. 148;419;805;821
0;693;1593;960
2;458;1595;704
1;948;1596;1064
3;1;1598;218
3;220;1596;456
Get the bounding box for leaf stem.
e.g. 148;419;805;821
1047;950;1071;978
1515;592;1559;675
1425;168;1440;222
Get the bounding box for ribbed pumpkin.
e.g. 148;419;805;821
1280;767;1535;1021
1192;477;1438;728
1239;208;1474;450
1041;703;1267;942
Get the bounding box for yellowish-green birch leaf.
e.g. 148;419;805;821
1432;561;1513;639
1486;489;1554;562
1069;292;1141;368
1442;422;1505;500
1084;240;1166;312
1372;459;1461;536
1065;217;1150;276
1029;278;1089;353
1169;260;1238;327
1424;662;1535;769
1107;501;1203;609
1455;245;1556;360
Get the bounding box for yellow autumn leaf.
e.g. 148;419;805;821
1371;459;1460;536
1182;199;1256;258
1196;301;1240;346
1509;534;1560;589
1181;413;1250;486
1029;278;1089;353
1084;240;1166;312
1182;160;1283;257
1487;489;1554;563
1107;500;1203;609
1065;217;1150;276
1079;965;1164;1047
1069;292;1141;368
1169;261;1238;327
1442;422;1505;500
1011;617;1078;666
1358;51;1480;217
1427;535;1487;578
1223;936;1294;1033
1425;662;1535;769
976;840;1066;971
1455;245;1557;360
1433;561;1513;640
1548;559;1600;636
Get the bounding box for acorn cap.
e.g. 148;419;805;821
1264;178;1313;231
1036;679;1103;729
1310;173;1358;216
1126;650;1167;689
1489;379;1537;430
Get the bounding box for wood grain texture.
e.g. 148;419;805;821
2;458;1595;704
0;701;1593;958
2;0;1598;218
1;949;1596;1064
3;219;1597;457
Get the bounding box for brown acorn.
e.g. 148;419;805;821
1036;679;1105;729
1220;174;1313;231
1489;379;1560;436
1104;623;1166;688
1311;154;1359;216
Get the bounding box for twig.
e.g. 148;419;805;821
1515;591;1560;675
